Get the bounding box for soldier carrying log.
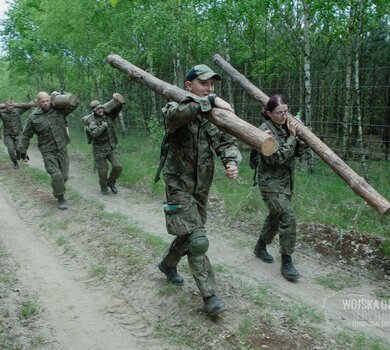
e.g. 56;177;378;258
0;99;33;169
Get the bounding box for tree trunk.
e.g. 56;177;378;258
212;53;390;216
107;54;277;157
0;101;37;109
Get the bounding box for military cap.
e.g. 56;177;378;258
186;64;221;82
90;100;103;111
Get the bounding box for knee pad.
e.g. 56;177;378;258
189;230;209;256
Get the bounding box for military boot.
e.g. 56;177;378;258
57;195;68;210
101;186;109;195
203;295;226;316
107;182;118;194
12;160;19;169
281;254;300;280
254;239;274;263
158;261;184;286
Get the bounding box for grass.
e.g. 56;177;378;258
316;271;361;291
336;331;388;350
68;129;390;241
20;296;39;319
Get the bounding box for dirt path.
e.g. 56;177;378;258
1;145;389;349
0;185;172;350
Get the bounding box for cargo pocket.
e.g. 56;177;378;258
165;202;202;236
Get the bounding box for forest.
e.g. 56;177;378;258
0;0;389;162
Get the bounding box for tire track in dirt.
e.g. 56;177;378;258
26;146;390;344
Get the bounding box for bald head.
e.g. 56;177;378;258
37;91;51;112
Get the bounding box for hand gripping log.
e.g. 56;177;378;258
212;53;390;216
106;54;277;156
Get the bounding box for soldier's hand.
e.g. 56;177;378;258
225;163;238;180
214;97;234;113
20;153;27;160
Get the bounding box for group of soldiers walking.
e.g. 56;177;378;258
0;63;305;316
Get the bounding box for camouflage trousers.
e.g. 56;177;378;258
41;148;69;198
162;189;216;298
259;193;297;255
4;134;21;162
93;148;122;189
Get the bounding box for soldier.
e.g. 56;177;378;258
0;99;31;169
252;94;307;280
84;94;123;195
157;64;242;316
19;91;79;210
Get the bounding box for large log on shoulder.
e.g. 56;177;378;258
213;54;390;216
0;101;37;109
106;54;277;156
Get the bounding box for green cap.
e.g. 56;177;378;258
186;64;221;81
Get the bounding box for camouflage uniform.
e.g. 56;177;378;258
161;95;242;298
256;119;307;255
0;107;29;163
85;106;122;192
19;104;77;198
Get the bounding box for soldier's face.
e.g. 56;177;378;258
6;102;14;111
94;107;104;117
38;96;51;111
185;78;215;97
268;104;289;126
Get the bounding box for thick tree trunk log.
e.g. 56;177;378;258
0;101;37;109
213;54;390;217
106;54;277;156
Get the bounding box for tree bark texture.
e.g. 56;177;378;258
106;54;278;157
0;101;37;109
212;53;390;216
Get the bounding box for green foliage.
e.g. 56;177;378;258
20;296;39;319
316;271;361;291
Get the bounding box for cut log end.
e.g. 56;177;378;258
261;137;279;156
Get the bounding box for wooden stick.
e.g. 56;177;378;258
106;54;277;156
0;101;37;109
213;53;390;216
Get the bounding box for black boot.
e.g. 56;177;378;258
254;239;274;263
101;186;109;195
13;160;19;169
158;261;184;286
203;295;226;316
57;195;68;210
107;182;118;194
281;254;300;280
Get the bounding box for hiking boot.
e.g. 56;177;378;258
107;182;118;194
203;295;226;316
281;254;300;280
13;160;19;169
254;239;274;263
57;195;68;210
158;262;184;286
101;187;109;195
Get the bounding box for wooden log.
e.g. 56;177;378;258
0;101;37;109
213;53;390;216
106;54;277;156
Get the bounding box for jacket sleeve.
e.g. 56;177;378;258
260;124;297;166
19;117;35;152
87;119;107;138
163;96;212;134
105;105;123;121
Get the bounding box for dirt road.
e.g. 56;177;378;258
0;145;389;349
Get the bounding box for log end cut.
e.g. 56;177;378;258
260;136;278;156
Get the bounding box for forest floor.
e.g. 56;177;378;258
0;144;389;350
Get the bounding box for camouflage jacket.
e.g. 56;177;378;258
257;119;307;195
162;95;242;195
20;105;77;153
0;108;29;137
85;109;121;151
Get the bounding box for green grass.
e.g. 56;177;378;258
316;271;361;291
20;296;39;319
